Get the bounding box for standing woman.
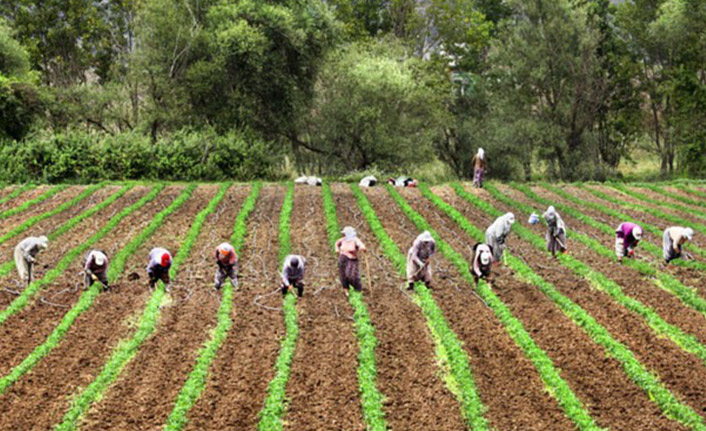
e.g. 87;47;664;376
485;213;515;263
543;206;567;256
335;226;367;294
471;148;487;188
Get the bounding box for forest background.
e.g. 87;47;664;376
1;0;705;183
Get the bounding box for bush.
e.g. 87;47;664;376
0;129;284;183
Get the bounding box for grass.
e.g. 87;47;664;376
427;183;706;430
164;183;262;431
321;182;387;431
55;183;227;431
257;182;298;431
610;183;706;223
636;183;706;209
350;184;490;431
0;184;69;220
0;184;168;394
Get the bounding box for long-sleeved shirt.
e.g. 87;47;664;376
84;250;109;274
471;154;486;170
147;247;172;271
668;227;690;249
616;222;641;248
17;236;48;262
407;235;436;268
215;242;237;266
281;255;306;286
336;237;366;260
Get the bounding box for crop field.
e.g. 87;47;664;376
1;181;706;431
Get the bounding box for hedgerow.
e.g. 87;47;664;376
164;183;261;431
0;183;169;394
0;184;68;220
55;183;224;431
257;182;298;431
0;184;166;326
321;182;387;431
427;184;706;431
0;183;34;205
475;183;706;369
610;183;706;222
350;184;489;431
402;184;601;431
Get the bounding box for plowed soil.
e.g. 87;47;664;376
0;186;153;372
0;185;213;431
331;185;467;431
282;186;364;431
365;187;574;431
477;183;706;417
79;185;250;430
625;185;706;220
183;186;286;431
0;185;51;214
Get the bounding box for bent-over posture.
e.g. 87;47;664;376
214;242;237;290
406;231;436;290
15;235;48;286
335;226;367;293
147;247;172;291
485;213;515;262
472;243;493;283
84;249;109;289
543;206;567;256
281;254;306;297
663;226;694;264
615;222;642;263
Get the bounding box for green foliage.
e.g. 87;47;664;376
391;184;601;430
0;182;33;205
257;182;298;431
611;183;706;222
0;184;68;219
164;183;260;431
350;184;489;430
639;183;706;209
431;184;706;430
54;183;226;431
322;182;387;431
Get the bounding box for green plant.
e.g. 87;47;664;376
0;183;33;205
637;183;706;209
610;183;706;222
0;184;68;220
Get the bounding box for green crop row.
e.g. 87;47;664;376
0;184;167;394
55;183;222;431
514;184;706;317
414;184;601;431
164;183;261;431
610;183;706;223
0;183;35;206
350;184;489;431
322;183;387;431
675;184;706;200
257;182;298;431
0;184;165;326
430;184;706;430
637;183;706;209
476;183;706;369
0;184;69;220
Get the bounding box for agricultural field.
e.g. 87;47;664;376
0;181;705;431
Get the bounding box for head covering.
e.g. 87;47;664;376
95;254;106;266
161;253;171;267
478;148;485;160
504;212;515;228
480;250;491;265
38;236;49;249
543;206;557;220
342;226;357;240
418;231;434;243
685;228;694;241
290;256;299;268
632;225;643;241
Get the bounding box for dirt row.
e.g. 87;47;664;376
79;185;250;430
0;185;158;373
365;188;574;431
0;185;213;431
183;186;286;431
624;185;706;218
453;184;706;425
0;185;53;214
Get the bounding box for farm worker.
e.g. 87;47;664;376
543;206;567;256
335;226;367;293
485;212;515;262
359;175;378;187
14;235;48;286
84;249;109;290
147;247;172;291
471;148;487;188
281;254;306;297
387;177;418;187
663;226;694;264
615;222;643;263
214;242;237;290
472;243;493;283
406;231;436;290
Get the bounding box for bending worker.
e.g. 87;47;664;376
615;222;642;263
472;242;493;283
406;231;436;290
335;226;367;294
543;206;567;257
84;249;109;290
214;242;237;290
485;213;515;263
663;226;694;264
281;254;306;297
147;247;172;291
15;235;48;286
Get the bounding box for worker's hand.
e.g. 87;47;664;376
628;250;634;258
92;274;99;281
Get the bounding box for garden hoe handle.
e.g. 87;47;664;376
365;251;373;299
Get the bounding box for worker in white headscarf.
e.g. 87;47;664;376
485;213;515;262
663;226;694;263
83;249;110;290
471;148;487;188
543;206;567;257
15;235;49;286
281;254;306;297
336;226;367;293
406;231;436;290
472;243;493;283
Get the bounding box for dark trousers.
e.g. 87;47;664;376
338;255;362;291
281;278;304;297
148;265;170;288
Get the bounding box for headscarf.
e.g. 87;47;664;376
38;235;49;249
477;148;485;160
685;228;694;241
502;212;515;231
418;231;434;243
632;225;643;241
290;256;299;268
342;226;357;240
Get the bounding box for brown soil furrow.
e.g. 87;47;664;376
365;188;573;431
282;186;364;431
80;185;250;431
0;185;214;431
0;186;155;372
475;184;706;415
625;185;706;218
331;185;467;431
425;187;690;431
663;186;706;204
0;186;86;239
184;186;285;431
0;185;53;214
